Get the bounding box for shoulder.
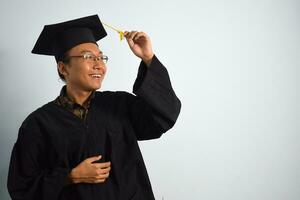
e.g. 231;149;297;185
19;102;58;135
15;102;60;147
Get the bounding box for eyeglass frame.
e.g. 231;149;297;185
64;52;109;64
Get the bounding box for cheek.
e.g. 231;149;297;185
69;64;89;81
103;65;107;74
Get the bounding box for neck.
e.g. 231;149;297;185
66;85;92;106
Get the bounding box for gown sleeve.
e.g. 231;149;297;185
127;55;181;140
7;117;70;200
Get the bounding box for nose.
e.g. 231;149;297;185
93;63;100;70
93;61;105;70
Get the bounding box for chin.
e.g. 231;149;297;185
83;79;103;91
92;83;102;91
95;85;101;91
83;84;100;92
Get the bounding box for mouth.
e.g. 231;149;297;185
89;74;103;79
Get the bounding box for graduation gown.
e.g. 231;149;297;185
7;55;181;200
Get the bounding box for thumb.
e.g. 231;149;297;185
87;155;102;163
125;36;135;48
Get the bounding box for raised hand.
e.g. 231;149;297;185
124;31;154;66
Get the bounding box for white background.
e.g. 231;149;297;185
0;0;299;199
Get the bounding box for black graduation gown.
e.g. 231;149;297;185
7;55;181;200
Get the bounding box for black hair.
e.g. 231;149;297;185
57;51;70;81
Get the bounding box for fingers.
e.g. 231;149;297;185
98;166;111;174
94;164;111;177
134;32;148;41
92;167;110;183
124;31;147;42
71;166;111;184
124;31;138;40
71;156;112;184
124;31;135;47
93;179;106;183
93;161;111;169
95;171;110;179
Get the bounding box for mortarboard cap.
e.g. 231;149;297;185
31;14;107;62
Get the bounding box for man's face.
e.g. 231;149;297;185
62;43;107;92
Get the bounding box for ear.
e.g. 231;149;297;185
57;61;69;77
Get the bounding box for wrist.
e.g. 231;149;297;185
68;168;79;184
142;54;154;67
64;172;74;185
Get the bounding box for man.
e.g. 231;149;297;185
7;14;181;200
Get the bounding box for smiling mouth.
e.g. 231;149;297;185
90;74;102;78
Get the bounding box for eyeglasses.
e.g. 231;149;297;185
67;52;109;64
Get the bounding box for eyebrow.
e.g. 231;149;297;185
80;50;103;55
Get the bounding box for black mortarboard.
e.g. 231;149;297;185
31;14;107;62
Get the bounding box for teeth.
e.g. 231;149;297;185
91;74;102;78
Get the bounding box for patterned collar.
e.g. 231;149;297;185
54;85;95;120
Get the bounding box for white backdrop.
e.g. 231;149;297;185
0;0;299;199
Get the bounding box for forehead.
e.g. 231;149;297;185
68;42;102;54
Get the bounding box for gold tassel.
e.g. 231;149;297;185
102;22;124;41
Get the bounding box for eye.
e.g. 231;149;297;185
95;56;101;61
83;53;93;60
